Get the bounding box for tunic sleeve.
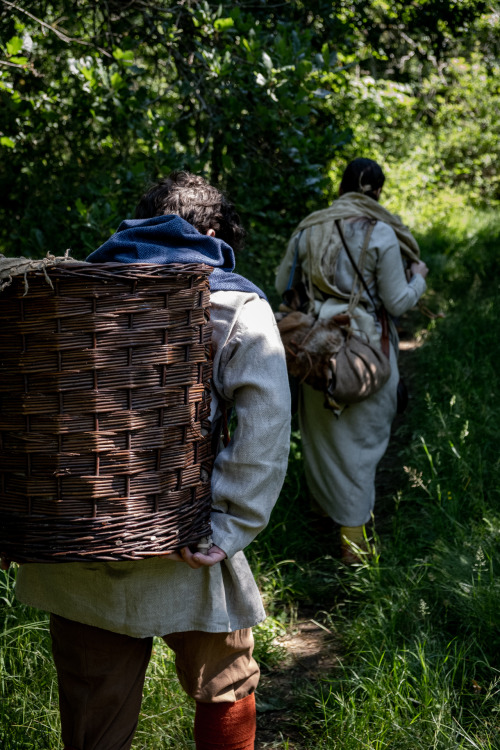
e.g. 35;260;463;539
209;293;291;559
374;223;427;317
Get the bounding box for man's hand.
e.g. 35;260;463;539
165;545;227;569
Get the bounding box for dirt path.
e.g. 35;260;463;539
254;316;422;749
256;608;341;749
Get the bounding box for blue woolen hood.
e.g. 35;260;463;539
86;214;266;299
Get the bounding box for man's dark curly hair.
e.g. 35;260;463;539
134;171;245;252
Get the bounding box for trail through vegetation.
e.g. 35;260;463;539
252;313;427;750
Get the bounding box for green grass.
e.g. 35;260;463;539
135;643;195;749
1;205;499;748
0;571;58;749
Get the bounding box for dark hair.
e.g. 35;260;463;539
134;171;245;252
339;158;385;201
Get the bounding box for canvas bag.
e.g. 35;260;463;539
276;219;391;409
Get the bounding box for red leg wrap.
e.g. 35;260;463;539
194;693;256;750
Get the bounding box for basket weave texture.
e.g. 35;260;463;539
0;261;214;563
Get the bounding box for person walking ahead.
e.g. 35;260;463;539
14;171;291;750
275;157;428;561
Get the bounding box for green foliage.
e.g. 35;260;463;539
0;0;348;286
1;0;498;296
323;16;500;223
422;55;500;202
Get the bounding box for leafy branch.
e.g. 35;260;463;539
0;0;113;58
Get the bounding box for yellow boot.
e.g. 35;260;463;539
340;525;366;564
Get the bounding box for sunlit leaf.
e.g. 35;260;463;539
214;18;234;31
6;36;23;56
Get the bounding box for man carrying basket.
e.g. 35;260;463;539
12;172;291;750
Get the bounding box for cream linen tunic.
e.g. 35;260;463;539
276;217;426;527
15;290;291;638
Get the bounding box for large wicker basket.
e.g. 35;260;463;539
0;261;214;563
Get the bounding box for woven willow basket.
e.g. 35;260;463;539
0;261;214;563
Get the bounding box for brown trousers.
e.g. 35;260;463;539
50;614;260;750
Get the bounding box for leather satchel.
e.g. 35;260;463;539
277;219;391;409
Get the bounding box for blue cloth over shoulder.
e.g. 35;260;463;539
86;214;267;300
